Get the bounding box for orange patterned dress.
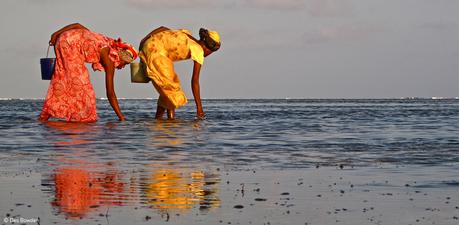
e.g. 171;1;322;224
39;29;123;122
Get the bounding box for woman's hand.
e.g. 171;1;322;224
49;32;59;46
197;109;206;119
191;61;205;119
100;47;125;121
118;115;126;121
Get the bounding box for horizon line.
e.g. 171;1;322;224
1;97;458;101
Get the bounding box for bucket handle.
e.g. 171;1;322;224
46;45;52;58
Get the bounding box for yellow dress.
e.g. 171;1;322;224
139;29;204;110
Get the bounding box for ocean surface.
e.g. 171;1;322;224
1;99;458;168
0;99;458;225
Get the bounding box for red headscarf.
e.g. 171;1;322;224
113;38;137;60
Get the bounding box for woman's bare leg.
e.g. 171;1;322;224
155;105;166;119
38;113;50;122
167;109;175;120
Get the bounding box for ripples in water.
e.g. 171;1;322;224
0;99;458;169
40;165;220;219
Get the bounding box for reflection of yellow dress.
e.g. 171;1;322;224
139;29;204;110
145;169;220;211
146;170;201;209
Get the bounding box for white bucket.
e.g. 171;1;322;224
130;62;150;83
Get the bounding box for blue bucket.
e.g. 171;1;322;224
40;58;55;80
40;46;55;80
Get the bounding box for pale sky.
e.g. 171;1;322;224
0;0;458;98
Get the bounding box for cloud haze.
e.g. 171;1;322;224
244;0;306;9
127;0;306;10
0;0;458;99
302;24;383;45
127;0;216;8
307;0;352;17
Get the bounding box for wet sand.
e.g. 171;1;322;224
1;165;458;225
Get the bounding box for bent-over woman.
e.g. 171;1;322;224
39;23;137;122
138;26;221;120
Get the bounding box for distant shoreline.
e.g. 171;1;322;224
1;97;459;101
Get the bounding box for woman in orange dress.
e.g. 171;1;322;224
39;23;137;122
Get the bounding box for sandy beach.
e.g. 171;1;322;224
1;165;458;225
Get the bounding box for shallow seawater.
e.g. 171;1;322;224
0;99;458;225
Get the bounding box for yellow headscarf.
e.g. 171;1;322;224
199;28;221;52
208;31;220;44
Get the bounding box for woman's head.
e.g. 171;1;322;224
118;49;136;63
113;38;138;68
199;28;221;54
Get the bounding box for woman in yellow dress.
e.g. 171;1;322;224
138;27;221;120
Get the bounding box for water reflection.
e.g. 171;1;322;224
40;121;220;220
43;121;99;146
147;119;203;148
52;167;101;218
143;169;220;211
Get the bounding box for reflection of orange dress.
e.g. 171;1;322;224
53;168;127;217
54;168;100;217
40;29;122;122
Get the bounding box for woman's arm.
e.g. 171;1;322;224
191;61;205;119
139;26;170;50
100;47;125;121
49;23;89;46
